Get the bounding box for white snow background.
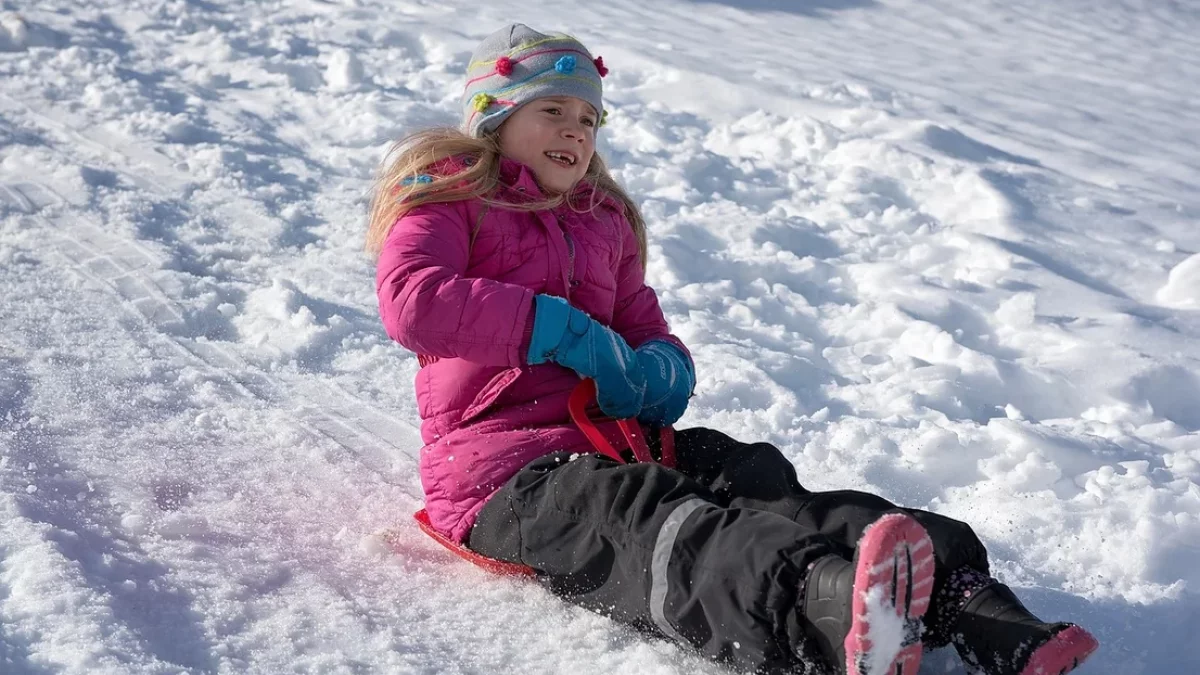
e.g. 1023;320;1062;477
2;0;1198;673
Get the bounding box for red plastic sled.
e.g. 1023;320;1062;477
410;379;675;576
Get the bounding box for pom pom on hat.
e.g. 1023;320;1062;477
472;92;495;112
594;56;608;77
495;56;514;76
555;55;576;74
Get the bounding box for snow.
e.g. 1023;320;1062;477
1;0;1197;673
859;583;908;675
1158;253;1200;310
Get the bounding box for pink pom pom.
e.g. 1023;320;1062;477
593;56;608;77
495;56;514;76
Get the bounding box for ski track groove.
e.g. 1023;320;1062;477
14;192;423;503
49;220;425;500
1;183;38;214
1;90;427;500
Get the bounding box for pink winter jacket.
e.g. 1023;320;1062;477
376;157;689;542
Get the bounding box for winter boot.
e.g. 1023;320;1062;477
952;583;1099;675
798;513;935;675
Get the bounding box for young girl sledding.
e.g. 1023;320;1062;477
368;23;1099;675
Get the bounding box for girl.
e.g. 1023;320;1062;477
368;23;1099;675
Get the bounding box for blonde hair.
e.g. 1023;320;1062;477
364;127;647;270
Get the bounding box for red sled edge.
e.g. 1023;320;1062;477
410;509;537;578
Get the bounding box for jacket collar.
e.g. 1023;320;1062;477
496;156;621;211
497;156;542;196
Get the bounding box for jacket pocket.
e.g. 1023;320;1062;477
459;367;524;425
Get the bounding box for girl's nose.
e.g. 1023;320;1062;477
561;121;589;142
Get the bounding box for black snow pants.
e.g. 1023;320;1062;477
467;427;990;674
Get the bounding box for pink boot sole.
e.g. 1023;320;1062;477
1020;624;1100;675
845;513;936;675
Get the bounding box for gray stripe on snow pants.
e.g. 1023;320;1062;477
467;427;990;674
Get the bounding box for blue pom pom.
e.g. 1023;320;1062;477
555;55;577;74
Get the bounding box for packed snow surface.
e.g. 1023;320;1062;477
1;0;1198;673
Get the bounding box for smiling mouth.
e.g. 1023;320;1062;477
544;151;577;166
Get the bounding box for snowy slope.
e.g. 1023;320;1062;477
1;0;1198;673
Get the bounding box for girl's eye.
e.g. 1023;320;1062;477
544;107;561;115
582;118;596;127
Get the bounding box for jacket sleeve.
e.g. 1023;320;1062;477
375;201;534;367
609;215;693;363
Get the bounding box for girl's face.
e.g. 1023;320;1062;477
497;96;598;195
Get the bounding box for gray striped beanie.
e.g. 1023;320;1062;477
461;24;607;137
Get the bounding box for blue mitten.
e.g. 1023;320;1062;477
635;340;694;426
527;294;645;419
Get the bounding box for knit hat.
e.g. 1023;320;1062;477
461;23;608;137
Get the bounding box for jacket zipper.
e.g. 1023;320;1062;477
559;212;577;300
565;230;575;291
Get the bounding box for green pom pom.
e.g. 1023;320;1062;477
473;93;495;113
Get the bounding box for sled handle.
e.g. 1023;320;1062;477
568;379;675;468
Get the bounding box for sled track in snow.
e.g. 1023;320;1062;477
45;209;425;499
0;91;427;475
0;93;425;501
